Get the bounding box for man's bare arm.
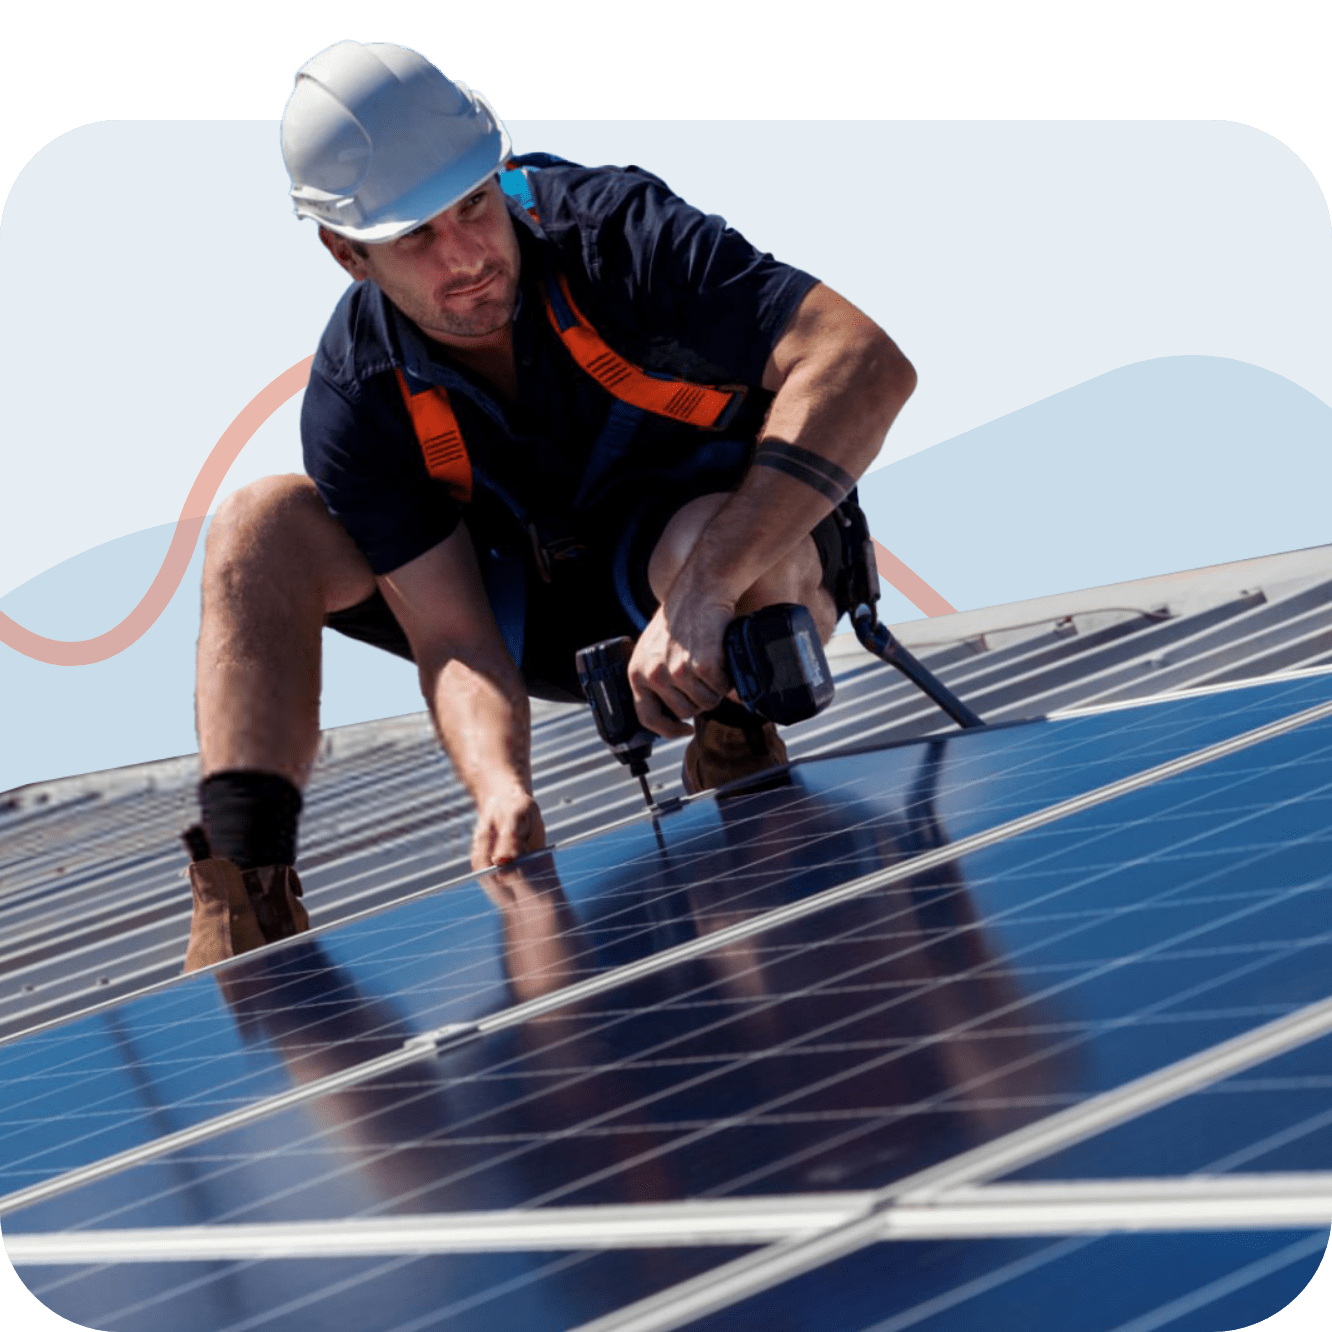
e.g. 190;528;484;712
718;282;914;597
630;283;916;728
376;526;545;870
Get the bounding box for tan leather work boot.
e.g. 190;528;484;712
681;707;789;795
181;827;308;973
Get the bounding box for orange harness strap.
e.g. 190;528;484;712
544;272;746;430
393;368;473;503
394;271;748;497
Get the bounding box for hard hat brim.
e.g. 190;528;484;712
297;120;512;243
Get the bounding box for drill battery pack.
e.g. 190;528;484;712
723;603;835;726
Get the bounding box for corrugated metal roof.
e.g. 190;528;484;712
4;542;1332;1044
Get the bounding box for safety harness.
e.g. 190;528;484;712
392;154;750;514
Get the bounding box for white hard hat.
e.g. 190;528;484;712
281;40;511;243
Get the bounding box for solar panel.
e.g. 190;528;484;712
4;669;1332;1330
7;671;1331;1177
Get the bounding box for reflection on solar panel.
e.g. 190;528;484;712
4;669;1332;1330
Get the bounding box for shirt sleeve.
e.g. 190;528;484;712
563;167;821;385
301;367;462;577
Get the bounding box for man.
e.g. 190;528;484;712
181;39;916;972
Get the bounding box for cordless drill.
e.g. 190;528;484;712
575;603;835;808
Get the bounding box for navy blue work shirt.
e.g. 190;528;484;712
301;159;820;577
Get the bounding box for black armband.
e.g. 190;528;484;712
752;440;855;505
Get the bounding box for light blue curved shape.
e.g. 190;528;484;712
859;356;1332;616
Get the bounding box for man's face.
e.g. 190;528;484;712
322;176;521;345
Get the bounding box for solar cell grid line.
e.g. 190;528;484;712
794;1232;1102;1332
0;772;852;1188
546;772;1332;1209
2;740;809;1049
1092;1234;1329;1332
2;681;1332;1220
0;817;513;1036
0;767;937;1193
15;719;1332;1246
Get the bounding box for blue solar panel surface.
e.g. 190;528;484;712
679;1230;1328;1332
18;1245;756;1332
4;671;1331;1200
1003;1029;1332;1183
4;670;1332;1330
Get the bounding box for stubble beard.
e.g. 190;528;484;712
421;267;519;340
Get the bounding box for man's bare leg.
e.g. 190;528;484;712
184;475;376;971
196;474;376;787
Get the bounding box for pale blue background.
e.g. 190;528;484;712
4;351;1331;794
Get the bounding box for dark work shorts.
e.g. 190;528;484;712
324;492;861;705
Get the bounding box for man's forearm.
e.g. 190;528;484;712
673;325;915;609
422;648;534;803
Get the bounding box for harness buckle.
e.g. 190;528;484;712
708;384;750;433
527;521;589;584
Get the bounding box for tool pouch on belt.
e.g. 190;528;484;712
832;493;881;620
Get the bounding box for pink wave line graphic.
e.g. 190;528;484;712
0;354;953;665
873;539;956;617
0;356;315;667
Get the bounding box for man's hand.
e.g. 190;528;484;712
628;592;734;738
470;785;547;871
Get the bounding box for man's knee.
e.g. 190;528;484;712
647;492;729;602
205;475;373;614
208;475;324;556
647;491;837;640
